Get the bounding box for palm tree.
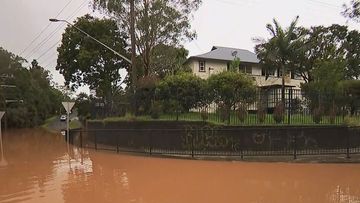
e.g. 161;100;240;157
255;16;301;105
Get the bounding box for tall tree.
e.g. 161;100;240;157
147;44;189;78
56;15;129;112
0;48;64;128
344;29;360;79
343;0;360;22
292;24;348;83
255;16;301;103
92;0;201;77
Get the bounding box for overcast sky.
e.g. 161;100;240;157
1;0;359;94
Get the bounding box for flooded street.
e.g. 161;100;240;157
0;129;360;203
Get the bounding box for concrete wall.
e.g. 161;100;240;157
76;121;359;153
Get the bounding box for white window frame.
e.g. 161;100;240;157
199;61;206;72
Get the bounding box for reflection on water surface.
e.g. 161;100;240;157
0;129;360;203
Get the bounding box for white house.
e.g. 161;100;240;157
185;46;306;110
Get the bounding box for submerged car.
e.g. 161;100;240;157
60;115;67;121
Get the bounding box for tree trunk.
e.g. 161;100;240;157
281;64;285;107
130;0;137;114
130;0;136;91
143;0;150;76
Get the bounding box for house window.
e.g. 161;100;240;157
261;68;275;76
199;61;206;72
240;64;252;74
292;72;302;80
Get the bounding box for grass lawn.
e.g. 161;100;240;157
92;111;352;126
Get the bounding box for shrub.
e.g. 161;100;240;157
273;102;285;123
312;107;323;124
200;109;209;121
207;71;256;114
150;102;162;119
257;104;266;123
329;105;337;124
118;107;126;117
156;73;204;111
136;75;160;115
236;104;248;123
218;103;230;123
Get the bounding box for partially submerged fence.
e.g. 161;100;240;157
69;125;360;159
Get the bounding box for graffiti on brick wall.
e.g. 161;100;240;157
182;126;320;151
183;125;239;150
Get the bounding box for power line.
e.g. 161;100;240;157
308;0;341;8
37;39;62;61
41;52;57;65
44;58;58;69
27;0;89;62
213;0;249;6
19;0;74;56
24;24;65;60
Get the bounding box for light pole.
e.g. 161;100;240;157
49;18;132;64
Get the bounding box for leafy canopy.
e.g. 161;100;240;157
156;72;204;111
92;0;201;76
56;14;129;103
0;47;64;128
207;71;256;109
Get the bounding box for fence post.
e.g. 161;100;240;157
240;142;244;160
116;133;119;153
191;130;194;158
293;133;297;160
149;131;153;156
346;128;350;159
94;133;97;150
80;130;83;148
288;88;292;125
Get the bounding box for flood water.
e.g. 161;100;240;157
1;129;360;203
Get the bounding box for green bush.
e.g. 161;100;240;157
207;71;256;113
200;109;209;121
236;104;248;123
329;105;337;124
150;102;162;119
218;104;230;123
156;72;204;111
273;102;285;123
136;75;160;115
312;107;323;124
257;104;266;123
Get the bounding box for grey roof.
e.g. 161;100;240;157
189;46;259;63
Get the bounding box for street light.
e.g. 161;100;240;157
49;18;132;64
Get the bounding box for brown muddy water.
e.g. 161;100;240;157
0;129;360;203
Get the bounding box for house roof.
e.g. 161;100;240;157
188;46;259;63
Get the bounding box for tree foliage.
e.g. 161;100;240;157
92;0;201;76
255;16;301;104
344;29;360;79
293;25;348;82
229;57;241;72
56;15;129;107
301;59;346;111
0;47;64;128
156;72;204;112
343;0;360;22
207;71;256;110
340;80;360;114
148;44;190;78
